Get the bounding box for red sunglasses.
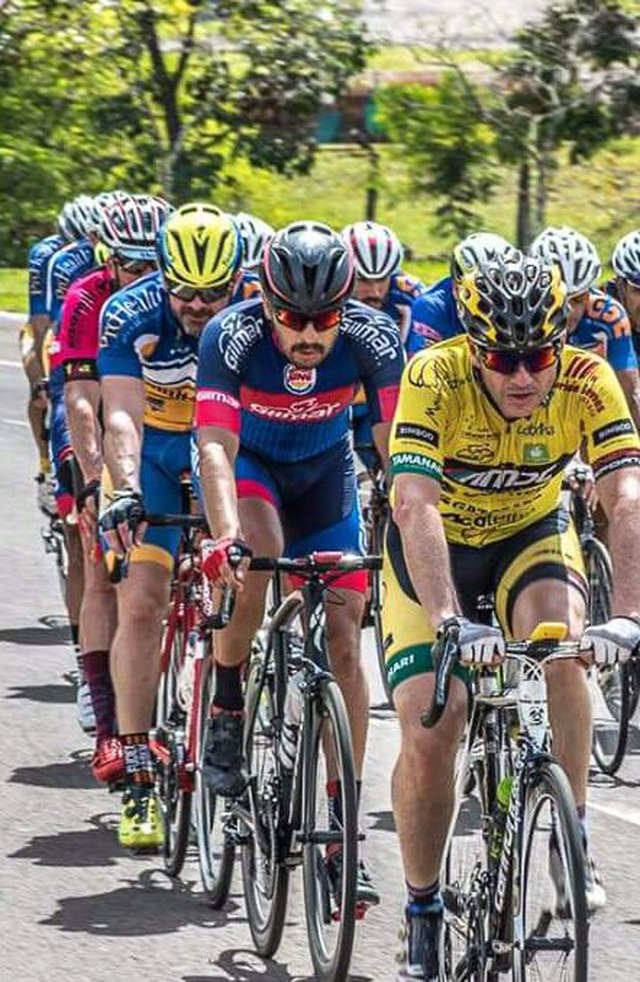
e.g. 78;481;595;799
476;344;560;376
273;306;343;333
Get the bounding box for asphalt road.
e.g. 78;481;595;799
1;320;640;981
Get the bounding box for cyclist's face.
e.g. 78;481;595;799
108;257;156;289
473;351;558;420
353;275;391;310
168;290;231;336
266;301;340;367
567;291;589;332
619;279;640;329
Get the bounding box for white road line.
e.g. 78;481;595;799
0;359;21;369
589;797;640;827
1;418;29;428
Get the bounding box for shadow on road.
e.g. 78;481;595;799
40;868;245;937
6;682;75;704
367;809;395;833
8;813;122;868
0;615;70;647
9;748;94;789
183;946;372;981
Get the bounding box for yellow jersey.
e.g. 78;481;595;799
389;336;640;547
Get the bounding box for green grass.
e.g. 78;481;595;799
2;135;638;310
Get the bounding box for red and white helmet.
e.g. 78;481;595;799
99;194;173;260
341;220;403;279
529;226;601;296
235;212;275;269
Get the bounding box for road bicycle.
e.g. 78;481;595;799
424;620;589;981
356;455;391;706
212;550;381;982
147;509;234;898
41;512;69;604
567;472;640;775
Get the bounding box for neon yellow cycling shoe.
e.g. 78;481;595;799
118;786;164;850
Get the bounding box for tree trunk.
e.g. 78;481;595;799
515;159;532;250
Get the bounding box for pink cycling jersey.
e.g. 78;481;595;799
58;266;114;381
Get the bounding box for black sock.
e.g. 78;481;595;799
212;662;244;713
327;779;362;830
70;623;80;648
121;732;155;787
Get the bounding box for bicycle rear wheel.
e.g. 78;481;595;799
302;677;358;982
195;657;235;907
241;643;290;956
357;471;392;707
155;607;192;878
514;760;588;981
585;539;631;775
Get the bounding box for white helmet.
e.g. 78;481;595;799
451;232;517;283
612;230;640;287
99;194;173;260
235;212;275;269
341;220;403;279
529;226;601;296
57;195;94;240
88;190;129;234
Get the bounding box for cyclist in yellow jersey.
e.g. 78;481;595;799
385;253;640;981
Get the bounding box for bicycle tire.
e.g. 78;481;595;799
241;645;290;956
585;539;631;775
514;760;588;982
195;657;236;907
155;609;192;878
358;470;392;708
302;677;358;982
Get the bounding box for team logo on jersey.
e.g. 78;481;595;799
283;364;316;395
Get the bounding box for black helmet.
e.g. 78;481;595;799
456;254;568;349
261;221;354;313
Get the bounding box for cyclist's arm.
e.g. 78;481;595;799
596;468;640;618
392;471;459;628
371;421;391;470
64;378;102;483
100;376;145;492
615;369;640;433
197;425;242;539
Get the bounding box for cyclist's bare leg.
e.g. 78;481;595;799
110;560;171;733
392;673;467;887
326;588;368;776
63;523;85;636
511;577;589;808
213;497;283;668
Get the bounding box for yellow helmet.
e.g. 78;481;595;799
456;254;568;349
156;203;242;289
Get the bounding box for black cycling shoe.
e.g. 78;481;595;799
201;710;248;797
325;848;381;912
396;902;443;981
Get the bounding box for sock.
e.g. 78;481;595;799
70;623;80;649
406;879;443;915
82;650;115;742
327;779;362;832
212;662;244;713
121;732;155;787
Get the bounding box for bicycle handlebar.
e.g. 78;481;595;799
247;551;382;574
145;513;208;528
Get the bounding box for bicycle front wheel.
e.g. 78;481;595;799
513;760;588;982
241;645;290;957
302;678;358;982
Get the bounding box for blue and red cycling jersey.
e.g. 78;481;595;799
405;275;461;355
27;233;65;318
195;298;404;463
380;271;429;343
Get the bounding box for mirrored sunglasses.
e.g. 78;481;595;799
167;282;232;303
476;344;560;376
273;307;343;333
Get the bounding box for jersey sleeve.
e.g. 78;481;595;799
598;296;637;372
578;357;640;478
97;297;143;380
388;353;451;482
195;315;243;434
347;309;404;426
28;243;52;318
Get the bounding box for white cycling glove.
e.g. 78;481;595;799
582;616;640;666
440;616;505;667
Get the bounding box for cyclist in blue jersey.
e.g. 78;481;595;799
405;232;517;356
196;221;405;910
530;225;640;431
607;230;640;351
97;204;246;850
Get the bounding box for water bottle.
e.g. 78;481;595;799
489;775;513;867
279;670;305;772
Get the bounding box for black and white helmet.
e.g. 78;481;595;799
529;226;601;296
451;232;517;284
235;212;275;269
100;194;173;260
341;221;403;279
612;230;640;287
261;221;354;313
